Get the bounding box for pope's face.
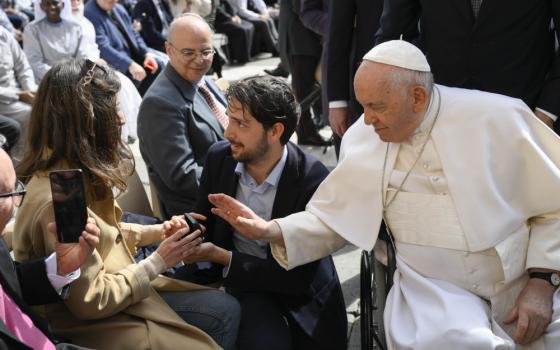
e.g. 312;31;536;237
355;62;425;142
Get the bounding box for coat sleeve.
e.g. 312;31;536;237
19;203;151;320
90;16;134;73
137;95;203;205
325;0;356;102
299;0;327;37
374;0;421;44
16;258;61;305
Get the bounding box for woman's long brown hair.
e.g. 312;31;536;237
17;59;134;199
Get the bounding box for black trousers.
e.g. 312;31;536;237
249;17;278;55
0;115;21;154
227;290;320;350
216;19;254;63
290;55;321;133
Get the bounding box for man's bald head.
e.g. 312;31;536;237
168;13;212;44
166;13;214;83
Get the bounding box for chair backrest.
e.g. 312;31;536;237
116;169;153;217
149;181;163;220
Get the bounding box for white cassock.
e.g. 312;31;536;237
271;85;560;349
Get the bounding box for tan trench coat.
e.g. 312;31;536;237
13;170;222;350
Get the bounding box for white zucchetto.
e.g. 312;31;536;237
363;40;431;72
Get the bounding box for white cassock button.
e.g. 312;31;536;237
472;284;479;290
423;163;429;169
431;176;440;182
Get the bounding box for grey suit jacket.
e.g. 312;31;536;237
138;64;226;218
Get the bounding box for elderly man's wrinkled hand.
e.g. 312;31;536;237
503;278;554;344
208;193;282;243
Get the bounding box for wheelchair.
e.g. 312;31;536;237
360;229;397;350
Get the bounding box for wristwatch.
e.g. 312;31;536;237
529;271;560;288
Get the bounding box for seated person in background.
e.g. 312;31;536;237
0;26;36;157
177;76;348;350
131;0;173;52
0;147;100;349
71;0;142;143
0;7;22;41
138;14;227;218
13;58;240;350
23;0;89;82
84;0;168;95
227;0;278;56
0;115;20;155
215;0;254;64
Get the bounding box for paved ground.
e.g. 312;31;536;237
130;55;363;349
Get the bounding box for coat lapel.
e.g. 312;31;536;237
271;143;300;219
165;66;224;137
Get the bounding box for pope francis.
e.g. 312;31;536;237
207;40;560;350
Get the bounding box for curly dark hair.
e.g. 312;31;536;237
225;76;299;145
17;59;133;199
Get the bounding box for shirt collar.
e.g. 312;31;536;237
234;146;288;189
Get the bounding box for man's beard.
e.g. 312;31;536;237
232;134;270;165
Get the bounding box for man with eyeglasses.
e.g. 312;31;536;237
138;13;228;219
0;148;100;349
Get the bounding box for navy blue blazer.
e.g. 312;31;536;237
84;1;150;73
193;140;348;350
131;0;173;52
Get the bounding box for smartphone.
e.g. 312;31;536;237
49;169;88;243
181;213;202;239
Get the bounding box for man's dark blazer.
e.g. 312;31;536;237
192;140;348;350
84;1;151;74
376;0;560;131
138;64;226;219
0;239;84;350
326;0;384;120
132;0;173;52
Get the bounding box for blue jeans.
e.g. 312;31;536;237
160;290;240;350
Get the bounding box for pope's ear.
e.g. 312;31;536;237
412;85;429;113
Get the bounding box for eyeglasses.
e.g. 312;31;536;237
0;180;26;207
167;42;215;61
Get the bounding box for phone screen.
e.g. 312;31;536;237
49;169;88;243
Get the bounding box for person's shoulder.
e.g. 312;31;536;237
207;140;232;159
287;142;329;180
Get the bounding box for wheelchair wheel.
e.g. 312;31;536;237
360;251;388;350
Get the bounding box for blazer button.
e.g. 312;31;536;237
115;234;123;244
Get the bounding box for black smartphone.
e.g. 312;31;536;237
182;213;202;239
49;169;88;243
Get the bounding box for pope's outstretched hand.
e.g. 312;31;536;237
208;193;283;244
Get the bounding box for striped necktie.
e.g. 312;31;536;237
199;85;229;129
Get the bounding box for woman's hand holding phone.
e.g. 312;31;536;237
155;228;203;269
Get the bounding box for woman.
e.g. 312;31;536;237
13;59;240;350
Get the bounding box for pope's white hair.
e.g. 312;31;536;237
388;68;434;95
